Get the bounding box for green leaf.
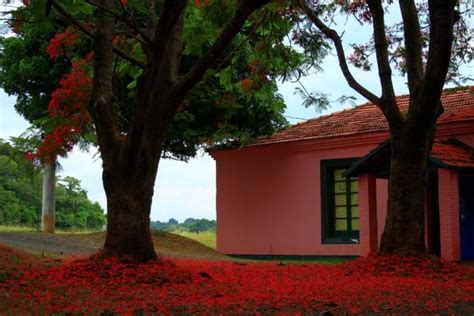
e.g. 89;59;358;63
216;67;234;91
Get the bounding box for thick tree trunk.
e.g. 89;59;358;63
379;124;436;256
41;160;56;234
101;145;160;261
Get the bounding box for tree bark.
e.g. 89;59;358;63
41;160;56;234
379;120;436;255
101;144;160;261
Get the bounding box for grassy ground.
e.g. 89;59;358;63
0;225;104;234
0;225;38;233
171;230;216;249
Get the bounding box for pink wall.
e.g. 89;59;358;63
214;136;388;256
212;122;473;257
438;169;461;261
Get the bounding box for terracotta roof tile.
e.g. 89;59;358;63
252;86;474;147
431;140;474;168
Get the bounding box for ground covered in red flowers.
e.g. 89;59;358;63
1;245;473;314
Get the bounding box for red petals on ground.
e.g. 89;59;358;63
1;251;473;314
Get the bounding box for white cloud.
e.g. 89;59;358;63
58;149;217;222
152;156;216;222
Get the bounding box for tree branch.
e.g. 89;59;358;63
143;11;186;145
171;0;271;102
86;0;153;45
366;0;402;124
398;0;424;96
134;0;187;103
215;9;269;72
88;0;121;159
51;0;146;69
296;0;380;106
144;0;159;40
416;0;457;124
128;0;187;149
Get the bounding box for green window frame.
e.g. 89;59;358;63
321;158;360;244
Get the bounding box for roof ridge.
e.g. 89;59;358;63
249;86;473;147
289;85;473;129
292;101;374;126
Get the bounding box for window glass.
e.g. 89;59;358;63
335;219;347;231
350;193;359;205
335;194;347;205
326;165;360;241
335;206;347;218
351;219;360;231
350;180;358;192
334;182;346;193
334;169;345;181
351;206;359;218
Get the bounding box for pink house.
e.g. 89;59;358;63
210;86;474;261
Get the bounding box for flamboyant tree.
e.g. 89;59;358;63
0;6;90;233
296;0;472;255
11;0;309;261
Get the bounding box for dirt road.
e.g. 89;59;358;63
0;232;100;257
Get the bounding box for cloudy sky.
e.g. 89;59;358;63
0;5;470;222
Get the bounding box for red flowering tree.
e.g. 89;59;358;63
0;7;97;233
295;0;472;255
15;0;308;261
32;58;93;162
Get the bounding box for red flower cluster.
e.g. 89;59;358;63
46;28;79;59
48;60;92;119
241;77;252;92
30;59;92;162
347;1;372;23
195;0;211;7
241;59;269;94
0;253;473;314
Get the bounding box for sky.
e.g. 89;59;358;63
0;4;471;222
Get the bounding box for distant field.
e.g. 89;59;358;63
171;230;216;249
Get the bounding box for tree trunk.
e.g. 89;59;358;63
41;160;56;234
379;123;436;256
101;146;160;261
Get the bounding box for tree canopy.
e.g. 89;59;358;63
2;0;313;162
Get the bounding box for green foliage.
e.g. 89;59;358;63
55;176;105;229
0;11;69;124
150;217;216;233
0;139;105;229
2;1;316;162
0;5;95;158
0;140;41;226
